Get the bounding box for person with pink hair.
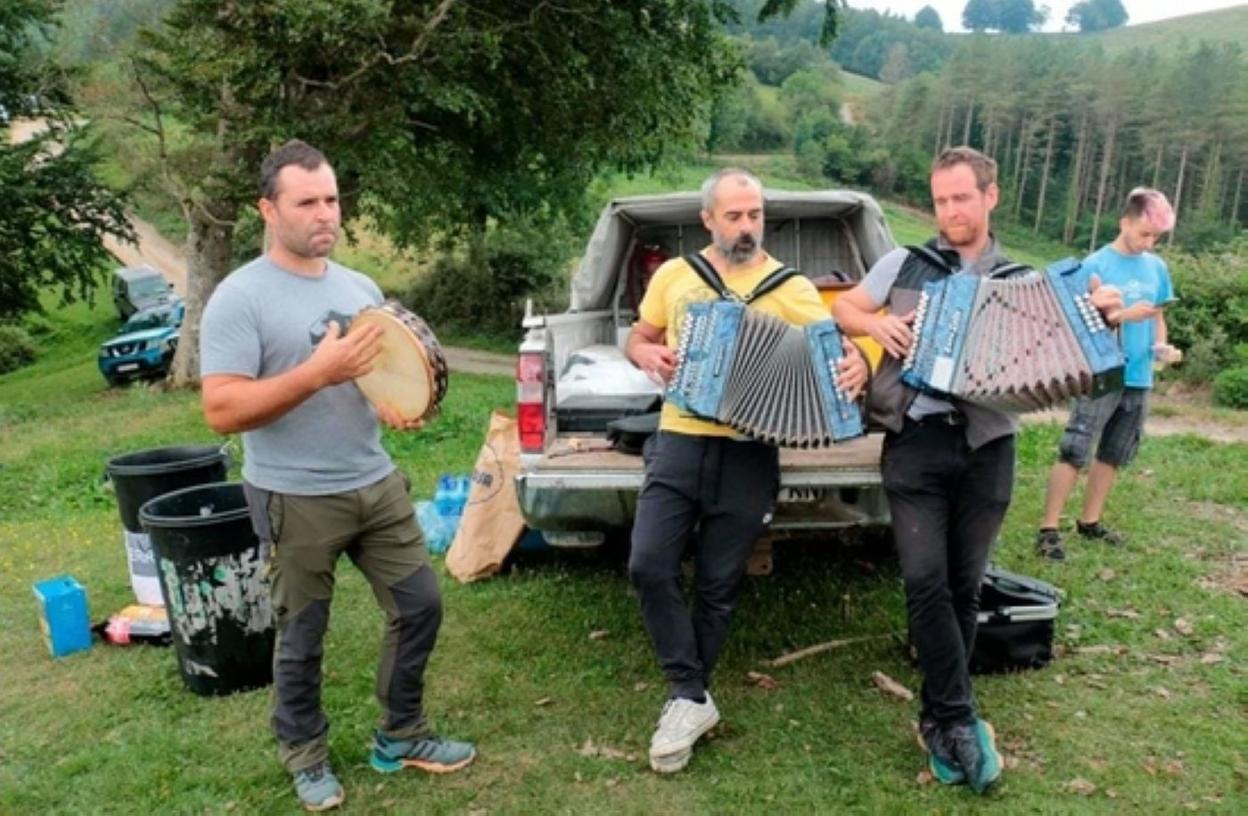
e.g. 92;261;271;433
1036;188;1179;560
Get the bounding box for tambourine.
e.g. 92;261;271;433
348;300;449;422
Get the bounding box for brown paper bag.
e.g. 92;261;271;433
445;411;526;582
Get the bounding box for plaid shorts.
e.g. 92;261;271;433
1058;388;1149;469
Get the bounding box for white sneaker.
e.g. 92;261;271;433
648;692;720;773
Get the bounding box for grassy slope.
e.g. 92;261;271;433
2;235;1245;814
838;70;886;99
1080;6;1248;53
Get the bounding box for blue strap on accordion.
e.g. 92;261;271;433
1044;257;1125;380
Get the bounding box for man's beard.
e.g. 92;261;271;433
716;231;760;265
938;224;979;250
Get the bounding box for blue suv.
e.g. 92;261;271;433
98;299;185;386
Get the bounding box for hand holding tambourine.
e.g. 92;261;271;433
347;300;449;427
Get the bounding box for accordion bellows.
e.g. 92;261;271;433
902;258;1124;412
667;301;864;446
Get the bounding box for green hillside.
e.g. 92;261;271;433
1070;6;1248;52
838;70;885;99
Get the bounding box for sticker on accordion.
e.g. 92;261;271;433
931;356;955;391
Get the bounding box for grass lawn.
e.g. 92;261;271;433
1;289;1245;814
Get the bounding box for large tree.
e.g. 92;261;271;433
962;0;1046;33
0;0;132;321
915;5;943;31
1065;0;1128;33
120;0;837;387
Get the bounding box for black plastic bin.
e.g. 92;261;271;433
106;445;229;606
139;482;274;696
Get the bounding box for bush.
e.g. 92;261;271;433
0;325;39;374
1213;366;1248;409
404;218;574;341
1163;236;1248;384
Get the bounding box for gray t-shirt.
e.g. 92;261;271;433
200;255;394;495
861;247;957;419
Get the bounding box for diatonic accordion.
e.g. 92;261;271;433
901;258;1124;411
666;301;864;446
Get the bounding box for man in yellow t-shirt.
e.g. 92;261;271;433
625;168;868;774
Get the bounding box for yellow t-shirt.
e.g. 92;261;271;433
638;249;831;437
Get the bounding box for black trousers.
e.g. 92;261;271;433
881;417;1015;724
628;431;780;700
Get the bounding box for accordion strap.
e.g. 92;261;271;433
905;244;957;275
905;244;1033;280
683;252;801;305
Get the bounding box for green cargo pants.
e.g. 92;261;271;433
244;469;439;773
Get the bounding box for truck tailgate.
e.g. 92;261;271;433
525;433;883;487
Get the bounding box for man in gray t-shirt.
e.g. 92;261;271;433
199;140;474;812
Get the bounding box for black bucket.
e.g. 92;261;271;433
139;482;274;696
106;445;229;606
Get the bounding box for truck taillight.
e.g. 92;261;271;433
516;351;546;453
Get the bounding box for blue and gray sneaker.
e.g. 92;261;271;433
370;732;476;774
293;762;345;812
917;718;965;785
947;718;1003;794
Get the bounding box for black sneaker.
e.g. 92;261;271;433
1076;520;1126;546
1035;528;1066;561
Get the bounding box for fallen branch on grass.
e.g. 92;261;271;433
764;634;890;668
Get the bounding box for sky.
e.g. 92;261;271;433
848;0;1247;33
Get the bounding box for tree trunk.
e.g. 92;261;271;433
168;200;239;388
1151;143;1164;188
1115;147;1129;207
1009;117;1026;189
1013;119;1035;220
1169;143;1189;247
1001;124;1014;190
1063;112;1089;245
942;97;956;151
1034;117;1057;233
962;96;975;145
1089;121;1117;251
1231;168;1244;226
933;97;946;157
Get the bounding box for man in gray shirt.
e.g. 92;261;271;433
834;147;1119;796
200;140;473;812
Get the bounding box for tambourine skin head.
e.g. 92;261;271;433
348;301;448;422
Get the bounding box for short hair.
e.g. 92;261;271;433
701;167;763;212
1122;187;1176;232
931;146;997;192
259;139;328;200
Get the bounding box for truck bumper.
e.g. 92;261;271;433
516;465;891;543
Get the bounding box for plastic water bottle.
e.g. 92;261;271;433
415;501;445;552
428;474;470;553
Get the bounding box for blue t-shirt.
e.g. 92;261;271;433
1083;245;1176;389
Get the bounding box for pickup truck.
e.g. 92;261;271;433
515;190;898;554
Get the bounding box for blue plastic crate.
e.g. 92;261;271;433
32;575;92;659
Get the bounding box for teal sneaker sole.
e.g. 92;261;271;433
968;719;1003;794
916;729;966;785
370;753;404;774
